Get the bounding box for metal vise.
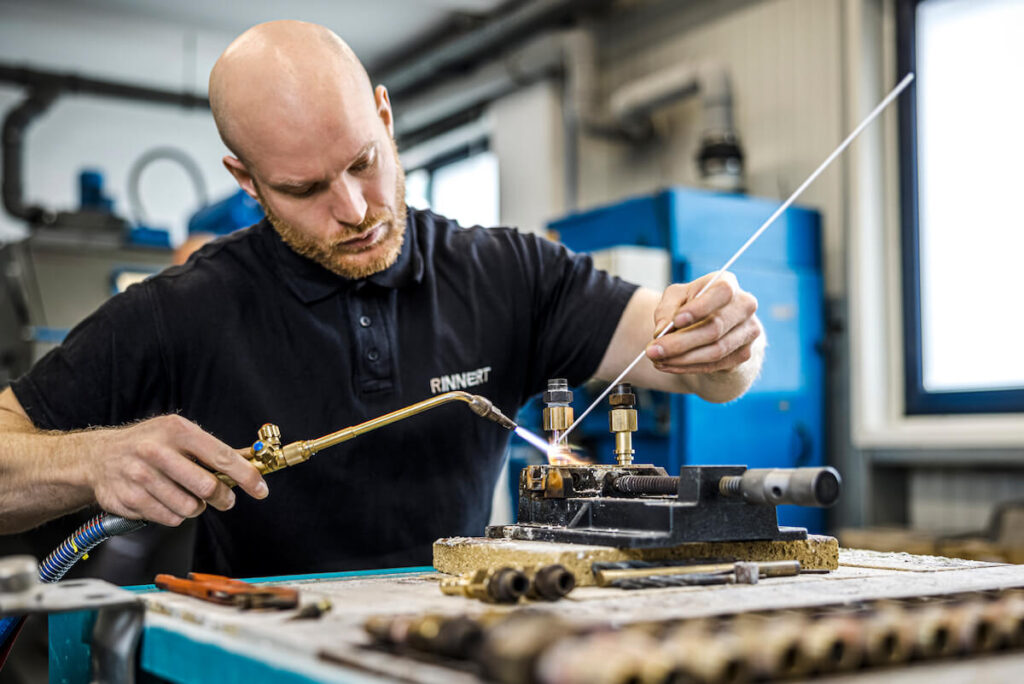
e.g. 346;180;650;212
486;464;841;548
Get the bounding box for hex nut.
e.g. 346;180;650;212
609;408;638;432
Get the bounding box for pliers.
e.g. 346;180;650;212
154;572;299;610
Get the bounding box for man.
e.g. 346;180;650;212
0;21;763;577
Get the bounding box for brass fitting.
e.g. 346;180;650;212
524;564;576;600
216;391;516;486
608;384;637;466
439;567;529;604
542;378;574;447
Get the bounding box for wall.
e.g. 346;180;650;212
582;0;847;295
0;1;238;245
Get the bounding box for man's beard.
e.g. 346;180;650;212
258;150;408;280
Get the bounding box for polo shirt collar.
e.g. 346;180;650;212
263;209;424;304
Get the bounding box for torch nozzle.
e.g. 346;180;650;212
468;395;518;430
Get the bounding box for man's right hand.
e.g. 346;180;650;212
87;414;269;527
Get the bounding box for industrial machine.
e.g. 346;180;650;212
492;380;839;548
513;187;826;532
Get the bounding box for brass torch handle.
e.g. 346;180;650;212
216;391;515;486
309;391;490;452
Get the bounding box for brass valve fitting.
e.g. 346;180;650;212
439;567;529;604
542;378;574;446
608;383;638;466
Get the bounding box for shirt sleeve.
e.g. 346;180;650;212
516;232;639;397
9;283;171;431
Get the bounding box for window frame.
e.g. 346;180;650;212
897;0;1024;414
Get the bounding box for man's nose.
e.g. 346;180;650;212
328;175;368;227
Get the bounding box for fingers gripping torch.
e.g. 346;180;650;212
38;392;517;583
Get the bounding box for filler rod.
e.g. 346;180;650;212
557;72;915;444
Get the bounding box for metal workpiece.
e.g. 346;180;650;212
912;604;960;659
0;555;37;594
534;629;667;684
491;464;834;548
593;560;800;588
360;587;1024;684
861;606;916;666
661;624;752;684
363;613;484;660
611;474;678;495
0;575;138;617
733;614;816;680
439;567;530;604
542;378;574;446
219;391;515;484
607;383;637;466
524;564;576;601
796;615;865;673
718;466;842;508
477;612;574;684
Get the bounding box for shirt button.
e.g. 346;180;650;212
359;315;372;328
367;349;380;362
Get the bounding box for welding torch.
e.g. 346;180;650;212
36;391;517;583
218;391;516;484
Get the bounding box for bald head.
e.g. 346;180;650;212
209;20;376;164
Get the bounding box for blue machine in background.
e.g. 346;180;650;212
513;187;826;532
188;188;263;236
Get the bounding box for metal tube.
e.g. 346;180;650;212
718;467;842;507
309;391;511;453
594;560;799;587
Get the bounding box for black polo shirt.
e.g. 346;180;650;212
11;208;637;577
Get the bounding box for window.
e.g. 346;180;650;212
899;0;1024;414
404;143;499;229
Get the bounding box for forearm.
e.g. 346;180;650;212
0;414;97;534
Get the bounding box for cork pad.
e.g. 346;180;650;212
433;534;838;586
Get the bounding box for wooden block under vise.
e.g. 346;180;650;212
433;534;838;587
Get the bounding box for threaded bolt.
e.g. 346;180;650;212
719;475;742;497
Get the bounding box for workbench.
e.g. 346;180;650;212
49;550;1024;683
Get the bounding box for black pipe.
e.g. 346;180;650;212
2;88;58;223
0;65;209;110
0;63;209;225
375;0;611;98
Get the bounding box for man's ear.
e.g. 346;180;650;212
223;156;259;201
375;85;394;137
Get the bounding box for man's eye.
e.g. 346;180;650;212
351;151;377;172
291;185;319;198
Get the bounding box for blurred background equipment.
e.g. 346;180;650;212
0;64;264;387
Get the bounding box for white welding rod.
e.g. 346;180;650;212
557;72;915;445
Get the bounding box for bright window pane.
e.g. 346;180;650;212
404;168;431;211
916;0;1024;392
430;151;499;228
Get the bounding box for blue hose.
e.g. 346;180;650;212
39;513;146;583
0;513;146;664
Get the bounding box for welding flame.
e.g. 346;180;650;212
513;426;588;465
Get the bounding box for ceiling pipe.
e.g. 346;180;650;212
0;64;208;227
376;0;612;99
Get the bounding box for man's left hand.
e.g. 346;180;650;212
644;272;762;375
